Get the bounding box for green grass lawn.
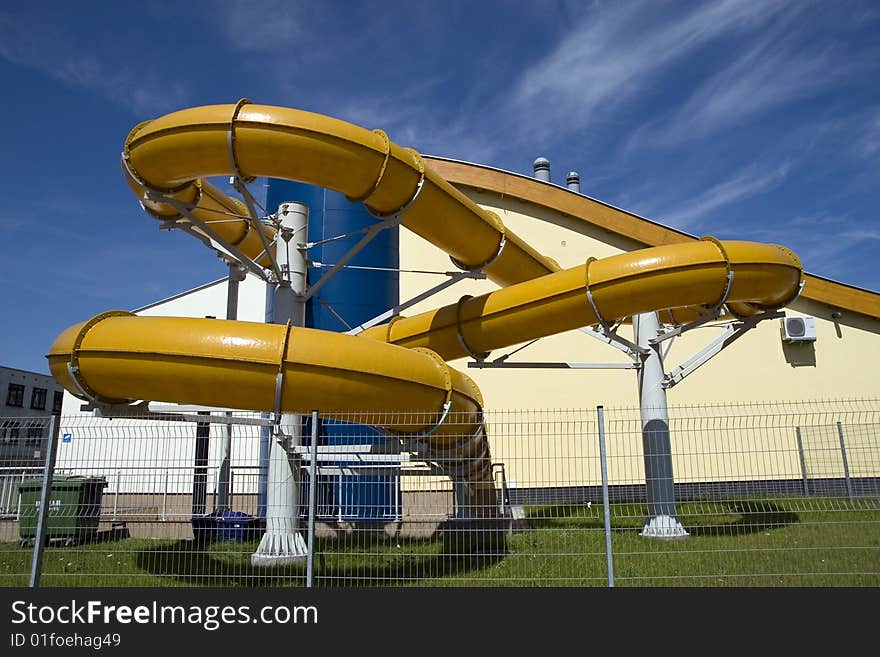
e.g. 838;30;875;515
2;497;878;587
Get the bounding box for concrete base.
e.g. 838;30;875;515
250;530;308;567
640;514;690;539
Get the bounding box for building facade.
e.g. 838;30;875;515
1;366;64;467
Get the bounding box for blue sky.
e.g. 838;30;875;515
1;0;878;375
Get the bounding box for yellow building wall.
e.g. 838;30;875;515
397;185;880;490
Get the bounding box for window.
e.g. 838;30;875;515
30;387;47;410
1;420;21;443
6;383;24;407
26;425;44;445
52;390;63;414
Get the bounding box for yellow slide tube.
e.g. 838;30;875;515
47;103;806;520
361;238;804;360
47;313;497;513
122;101;558;287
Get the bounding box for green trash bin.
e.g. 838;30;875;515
17;476;107;547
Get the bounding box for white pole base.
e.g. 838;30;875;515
251;529;308;567
640;514;690;539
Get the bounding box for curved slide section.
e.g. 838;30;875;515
361;238;804;360
47;313;498;515
122;101;558;287
48;102;805;526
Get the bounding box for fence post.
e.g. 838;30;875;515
29;415;60;588
162;469;169;521
597;406;614;588
337;473;343;523
306;410;319;588
795;427;809;497
113;470;121;520
837;422;854;504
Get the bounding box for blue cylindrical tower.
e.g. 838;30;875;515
266;179;400;521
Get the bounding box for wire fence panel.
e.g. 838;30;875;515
601;399;880;586
0;399;877;587
312;409;603;587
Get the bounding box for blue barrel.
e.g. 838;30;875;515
266;179;401;521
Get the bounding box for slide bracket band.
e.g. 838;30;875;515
68;311;135;404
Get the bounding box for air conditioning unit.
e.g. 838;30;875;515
781;316;816;342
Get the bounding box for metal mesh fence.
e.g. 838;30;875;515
1;399;877;587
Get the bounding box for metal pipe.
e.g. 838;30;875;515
635;312;688;538
162;470;168;521
113;470;120;521
29;415;60;588
306;410;319;587
837;422;854;504
257;283;274;518
597;406;614;587
566;171;580;193
192;412;210;517
795;427;810;496
216;262;245;513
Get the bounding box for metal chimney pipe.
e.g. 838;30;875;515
566;171;580;192
533;157;551;182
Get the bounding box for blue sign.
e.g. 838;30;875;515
62;433;72;444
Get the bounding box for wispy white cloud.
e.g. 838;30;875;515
789;214;848;227
855;112;880;159
507;0;789;141
840;228;880;241
0;9;189;114
636;35;849;150
658;160;792;228
207;0;310;52
330;93;501;165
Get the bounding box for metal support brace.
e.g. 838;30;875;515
579;325;648;359
583;257;649;359
662;310;784;388
346;270;485;336
465;315;647;369
314;297;354;331
149;190;270;282
304;215;402;301
468;361;638;370
230;176;284;283
271;321;294;443
650;270;735;345
82;401;274;427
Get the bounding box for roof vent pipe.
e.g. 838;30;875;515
533;157;551;182
566;171;580;193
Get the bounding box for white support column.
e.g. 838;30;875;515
635;312;689;538
252;202;310;567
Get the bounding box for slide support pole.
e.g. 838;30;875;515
252;202;310;567
635;312;688;538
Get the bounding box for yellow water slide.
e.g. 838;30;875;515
47;102;804;513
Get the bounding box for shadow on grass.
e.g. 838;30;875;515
524;500;799;536
135;531;505;587
525;504;604;529
687;500;799;537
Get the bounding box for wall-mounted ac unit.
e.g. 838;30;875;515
781;316;816;342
